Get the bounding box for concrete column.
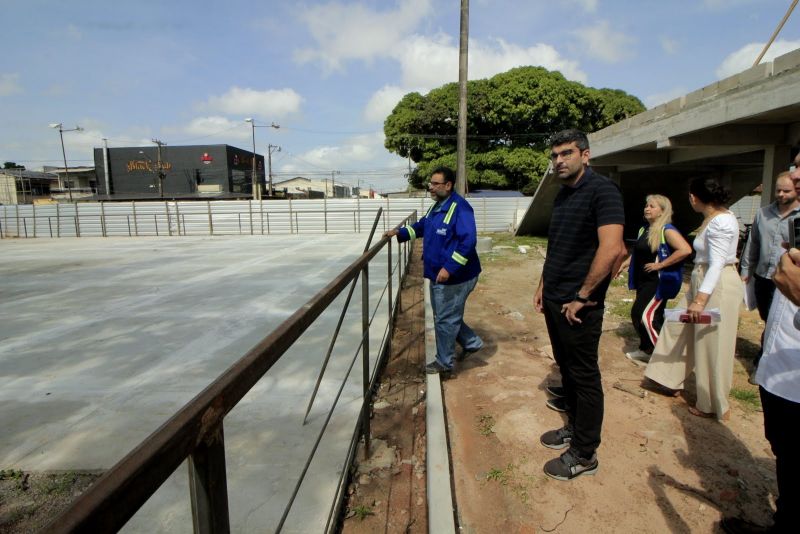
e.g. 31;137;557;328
761;145;791;206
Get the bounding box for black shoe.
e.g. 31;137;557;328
540;425;573;450
543;448;598;481
546;397;569;413
720;517;771;534
426;361;452;378
546;385;565;398
456;341;484;361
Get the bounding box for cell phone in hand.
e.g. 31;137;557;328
679;313;712;324
790;217;800;249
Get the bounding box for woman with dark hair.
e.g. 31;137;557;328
644;177;743;421
621;194;691;362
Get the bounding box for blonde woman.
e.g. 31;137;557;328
645;177;743;421
624;195;692;362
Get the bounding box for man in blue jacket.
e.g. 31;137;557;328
385;166;483;377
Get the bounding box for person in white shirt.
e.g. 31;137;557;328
644;177;743;421
721;247;800;533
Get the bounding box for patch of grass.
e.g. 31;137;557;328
477;414;495;436
485;465;513;486
351;504;375;520
609;298;633;321
730;387;761;410
0;469;24;481
481;232;548;250
39;472;78;495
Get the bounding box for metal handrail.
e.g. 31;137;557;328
41;211;418;533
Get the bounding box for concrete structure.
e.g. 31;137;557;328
0;235;395;532
93;145;265;200
519;48;800;237
0;169;58;204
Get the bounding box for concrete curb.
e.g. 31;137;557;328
424;278;457;533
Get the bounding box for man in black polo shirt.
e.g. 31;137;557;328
533;129;626;480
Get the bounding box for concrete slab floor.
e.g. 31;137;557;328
0;235;394;533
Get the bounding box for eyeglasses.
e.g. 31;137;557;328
427;181;446;187
549;148;577;161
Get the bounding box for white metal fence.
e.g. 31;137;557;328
0;197;531;238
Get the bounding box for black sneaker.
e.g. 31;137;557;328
546;397;569;413
426;361;452;378
546;385;565;398
456;340;484;361
719;516;771;534
543;449;598;481
540;425;573;450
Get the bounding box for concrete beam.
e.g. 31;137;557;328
662;125;787;147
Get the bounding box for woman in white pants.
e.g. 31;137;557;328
644;177;743;421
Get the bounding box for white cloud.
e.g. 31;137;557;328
361;34;587;124
0;73;22;96
715;40;800;79
294;0;433;72
202;87;304;119
570;0;598;12
183;116;251;142
643;87;688;109
572;20;635;63
660;36;679;55
364;85;409;123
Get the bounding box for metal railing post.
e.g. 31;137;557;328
248;200;253;235
75;203;81;237
32;203;37;237
56;203;61;237
360;263;371;459
188;425;230;534
101;201;107;237
165;201;172;236
133;201;139;236
207;201;213;235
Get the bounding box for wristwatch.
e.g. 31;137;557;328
575;292;589;304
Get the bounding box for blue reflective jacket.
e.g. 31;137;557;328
628;223;684;300
396;193;481;284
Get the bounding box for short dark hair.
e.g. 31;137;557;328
549;129;589;152
430;166;456;185
689;177;730;206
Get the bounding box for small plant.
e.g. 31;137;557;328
40;472;78;495
730;387;761;410
485;464;514;486
0;469;24;481
609;299;633;321
351;504;375;520
477;414;495;436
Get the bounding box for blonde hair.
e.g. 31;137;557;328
645;194;673;252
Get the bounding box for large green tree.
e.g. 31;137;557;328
384;66;644;192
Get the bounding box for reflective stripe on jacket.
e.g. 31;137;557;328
396;192;481;284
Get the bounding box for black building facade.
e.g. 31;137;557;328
93;144;265;198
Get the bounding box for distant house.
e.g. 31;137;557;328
0;169;59;204
43;166;97;201
273;176;352;198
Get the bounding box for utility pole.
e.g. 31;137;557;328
152;138;166;198
50;123;83;203
267;144;281;197
456;0;469;196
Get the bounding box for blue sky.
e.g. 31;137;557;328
1;0;799;192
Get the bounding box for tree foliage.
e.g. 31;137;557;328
384;66;644;192
3;161;25;170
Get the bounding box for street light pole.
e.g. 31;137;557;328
267;144;281;197
244;119;280;200
50;122;83;203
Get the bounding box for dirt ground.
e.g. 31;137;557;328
1;234;774;533
344;232;774;534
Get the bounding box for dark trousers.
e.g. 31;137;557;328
542;299;604;457
630;278;666;353
753;275;776;366
760;386;800;532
